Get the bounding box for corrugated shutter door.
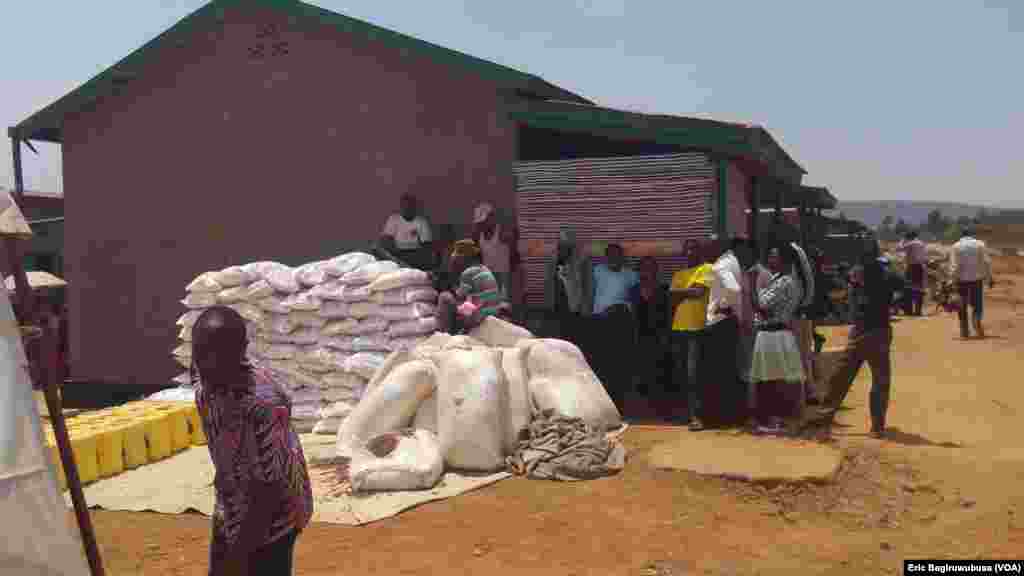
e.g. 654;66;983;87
516;153;715;307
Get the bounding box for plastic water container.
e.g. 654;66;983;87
184;406;207;446
164;408;191;453
94;427;126;478
119;421;148;469
141;414;172;461
68;432;99;485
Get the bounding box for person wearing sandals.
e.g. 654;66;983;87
669;239;713;430
748;245;809;434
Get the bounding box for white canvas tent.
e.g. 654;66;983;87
0;187;90;574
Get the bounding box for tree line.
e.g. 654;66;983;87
875;208;990;243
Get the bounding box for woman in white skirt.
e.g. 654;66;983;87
748;244;809;434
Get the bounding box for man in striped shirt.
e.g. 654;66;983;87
435;239;504;334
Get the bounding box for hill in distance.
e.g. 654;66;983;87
832;201;1001;229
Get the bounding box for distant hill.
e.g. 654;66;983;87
832;201;1000;229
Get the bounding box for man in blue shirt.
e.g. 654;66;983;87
591;243;640;413
593;243;640;316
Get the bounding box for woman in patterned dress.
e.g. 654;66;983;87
191;306;313;576
747;245;809;434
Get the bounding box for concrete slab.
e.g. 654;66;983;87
647;430;842;484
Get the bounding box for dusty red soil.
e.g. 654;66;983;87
86;258;1024;575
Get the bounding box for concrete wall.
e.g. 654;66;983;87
60;6;518;385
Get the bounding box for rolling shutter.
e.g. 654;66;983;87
515;152;716;307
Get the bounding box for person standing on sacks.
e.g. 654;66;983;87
669;239;713;430
473;203;515;299
191;306;312;576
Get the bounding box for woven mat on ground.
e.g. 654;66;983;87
66;434;509;526
506;411;627;481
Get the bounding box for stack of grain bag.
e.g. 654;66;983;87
172;252;439;433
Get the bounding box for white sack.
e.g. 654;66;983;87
320;336;353;352
290;311;327;329
246;280;276;302
321;318;359;336
212;265;251;287
261;314;298;334
319;301;350;319
260;328;319;345
388;317;437;338
345;352;389;380
282;291;321;311
259;361;321;391
389;335;430;352
468;316;534;348
412;393;438;435
367;269;431;293
261;343;299;360
319;400;356;420
321;373;367;393
216;285;250;304
186;271;222;293
176;310;201;328
178;324;192;342
322;387;362;403
264;264;301;294
335;359;436;456
296;347;348;372
172;371;192;387
312;418;343;435
347;318;390;336
436;348;508;471
522;338;621;431
501;346;532;453
351;334;390;352
349;430;444;493
373;286;438;306
324;252;376;277
364;349;412;395
341;260;400;285
296;261;331;287
347;302;381;319
181;292;217;309
377;302;436;322
338;285;373;303
228;302;264;324
173;343;191;359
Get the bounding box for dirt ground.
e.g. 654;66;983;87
86;256;1024;575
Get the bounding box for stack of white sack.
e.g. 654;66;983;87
173;252;439;433
336;318;623;493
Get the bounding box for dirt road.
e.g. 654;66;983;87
88;258;1024;575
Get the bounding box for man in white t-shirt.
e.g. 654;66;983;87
950;227;993;338
379;193;432;269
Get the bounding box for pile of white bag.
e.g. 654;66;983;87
336;318;623;493
172;252;439;433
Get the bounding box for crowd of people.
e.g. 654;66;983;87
372;193;917;438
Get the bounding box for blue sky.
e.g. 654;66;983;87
1;1;1021;207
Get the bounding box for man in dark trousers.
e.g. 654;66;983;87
808;239;904;439
704;235;750;425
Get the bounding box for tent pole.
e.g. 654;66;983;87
9;136;34;323
40;310;106;576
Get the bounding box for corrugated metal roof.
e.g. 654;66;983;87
10;0;590;143
508;100;806;187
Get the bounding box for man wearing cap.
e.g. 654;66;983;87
950;227;993;338
379;193;433;269
473;203;515;299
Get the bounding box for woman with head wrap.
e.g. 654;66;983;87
191;306;312;575
435;239;505;334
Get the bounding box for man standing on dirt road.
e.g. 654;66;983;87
950;227;993;339
809;239;904;439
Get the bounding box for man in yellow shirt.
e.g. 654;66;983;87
670;239;713;430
